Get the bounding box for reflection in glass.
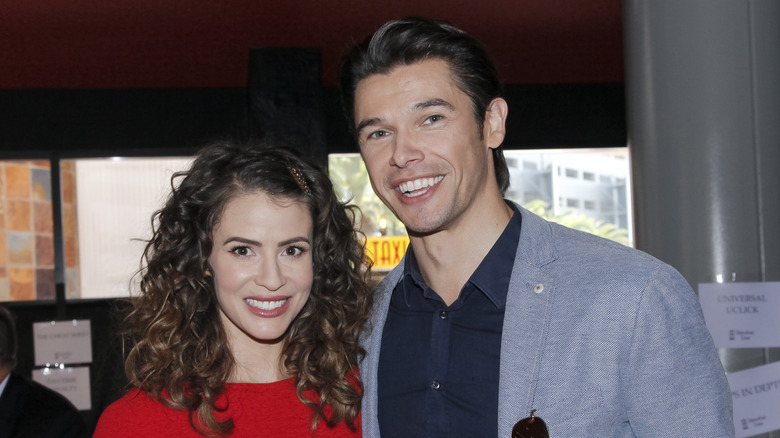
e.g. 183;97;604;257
0;160;55;301
63;157;192;299
328;148;633;272
504;148;632;247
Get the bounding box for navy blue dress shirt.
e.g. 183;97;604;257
377;205;521;437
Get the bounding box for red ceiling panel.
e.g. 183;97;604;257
0;0;623;89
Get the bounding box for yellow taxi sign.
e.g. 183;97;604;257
365;236;409;269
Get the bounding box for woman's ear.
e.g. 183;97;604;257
484;97;508;150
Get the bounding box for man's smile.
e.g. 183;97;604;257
397;176;444;197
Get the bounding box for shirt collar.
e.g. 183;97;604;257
0;372;10;399
401;201;522;308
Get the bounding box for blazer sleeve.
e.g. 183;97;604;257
624;264;734;437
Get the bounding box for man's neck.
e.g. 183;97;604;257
410;198;513;305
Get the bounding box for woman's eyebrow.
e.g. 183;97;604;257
222;236;260;246
277;236;311;247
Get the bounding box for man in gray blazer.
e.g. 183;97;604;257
339;17;734;437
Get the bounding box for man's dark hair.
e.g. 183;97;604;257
339;16;510;194
0;306;17;370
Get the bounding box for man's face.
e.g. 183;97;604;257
353;58;499;235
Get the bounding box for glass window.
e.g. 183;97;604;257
328;154;408;272
523;161;538;171
328;147;634;272
0;160;56;301
63;157;192;299
505;148;632;247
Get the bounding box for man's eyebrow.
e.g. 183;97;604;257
355;99;456;135
412;98;455;112
356;117;381;135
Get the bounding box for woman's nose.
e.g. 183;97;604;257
253;259;286;291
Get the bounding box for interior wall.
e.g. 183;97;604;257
1;84;625;157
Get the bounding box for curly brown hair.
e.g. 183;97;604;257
122;140;372;436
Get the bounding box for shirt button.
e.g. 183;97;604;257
431;380;441;390
439;311;448;320
534;284;544;294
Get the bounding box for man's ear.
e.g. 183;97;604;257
484;97;508;150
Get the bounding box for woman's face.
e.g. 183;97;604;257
208;191;314;349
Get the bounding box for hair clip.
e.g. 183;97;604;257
287;162;312;196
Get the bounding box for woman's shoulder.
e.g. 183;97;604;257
93;388;193;437
100;388;168;413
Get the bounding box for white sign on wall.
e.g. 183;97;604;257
33;319;92;366
698;282;780;348
727;361;780;438
32;366;91;411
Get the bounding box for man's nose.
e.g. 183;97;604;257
389;131;423;168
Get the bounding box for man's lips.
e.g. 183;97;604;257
397;176;443;197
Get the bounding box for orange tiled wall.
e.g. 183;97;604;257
61;161;80;299
0;161;78;301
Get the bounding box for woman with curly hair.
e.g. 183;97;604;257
94;140;372;437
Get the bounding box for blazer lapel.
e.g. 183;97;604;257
360;264;404;438
498;206;557;437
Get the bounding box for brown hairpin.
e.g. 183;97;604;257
287;162;312;196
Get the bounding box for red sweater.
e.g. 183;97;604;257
94;378;360;437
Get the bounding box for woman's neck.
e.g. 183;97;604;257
227;335;287;383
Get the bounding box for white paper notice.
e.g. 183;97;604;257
32;366;92;411
728;361;780;438
33;319;92;366
698;282;780;348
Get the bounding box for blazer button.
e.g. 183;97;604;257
534;284;544;294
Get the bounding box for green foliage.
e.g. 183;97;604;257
523;199;631;246
329;156;630;246
328;155;406;237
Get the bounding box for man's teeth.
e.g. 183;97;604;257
399;176;443;196
245;298;287;310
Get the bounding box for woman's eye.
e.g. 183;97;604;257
230;246;253;257
284;246;306;257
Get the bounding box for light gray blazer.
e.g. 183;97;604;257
359;204;734;437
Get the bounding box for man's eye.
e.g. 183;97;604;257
367;130;388;140
424;114;443;124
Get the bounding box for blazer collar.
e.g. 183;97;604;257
515;203;558;268
498;202;558;436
